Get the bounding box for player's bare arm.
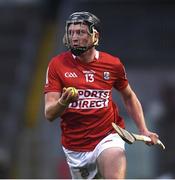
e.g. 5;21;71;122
119;84;159;144
45;92;65;121
45;88;79;121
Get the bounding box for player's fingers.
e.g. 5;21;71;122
63;87;67;93
61;90;70;101
67;91;74;99
145;141;154;146
63;90;74;102
74;93;79;100
149;133;159;144
73;89;79;99
62;87;73;98
60;87;79;105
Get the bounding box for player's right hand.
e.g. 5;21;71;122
59;87;79;106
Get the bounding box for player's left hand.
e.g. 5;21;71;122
140;130;159;146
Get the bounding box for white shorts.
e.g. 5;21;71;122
62;133;125;179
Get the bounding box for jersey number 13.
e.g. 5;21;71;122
85;73;94;82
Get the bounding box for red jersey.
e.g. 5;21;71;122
44;51;128;151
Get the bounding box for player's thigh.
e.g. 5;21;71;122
97;147;126;179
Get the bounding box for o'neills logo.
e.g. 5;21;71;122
68;89;110;109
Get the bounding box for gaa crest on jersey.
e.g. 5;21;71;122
64;72;78;78
103;72;110;80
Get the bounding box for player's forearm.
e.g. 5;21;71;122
122;91;148;133
45;100;67;121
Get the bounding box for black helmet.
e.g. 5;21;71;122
67;11;101;33
63;11;101;56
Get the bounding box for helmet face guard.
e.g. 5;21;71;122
63;12;101;56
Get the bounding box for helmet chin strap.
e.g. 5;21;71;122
70;44;94;56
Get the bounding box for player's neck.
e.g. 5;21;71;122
77;48;97;63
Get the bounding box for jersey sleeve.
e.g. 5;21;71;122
113;60;128;91
44;58;63;93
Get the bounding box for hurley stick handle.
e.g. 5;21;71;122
133;133;165;150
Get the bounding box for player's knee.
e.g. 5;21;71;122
99;148;126;179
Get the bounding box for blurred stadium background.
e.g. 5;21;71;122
0;0;175;178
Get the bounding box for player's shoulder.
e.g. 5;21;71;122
100;51;121;63
49;51;71;64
